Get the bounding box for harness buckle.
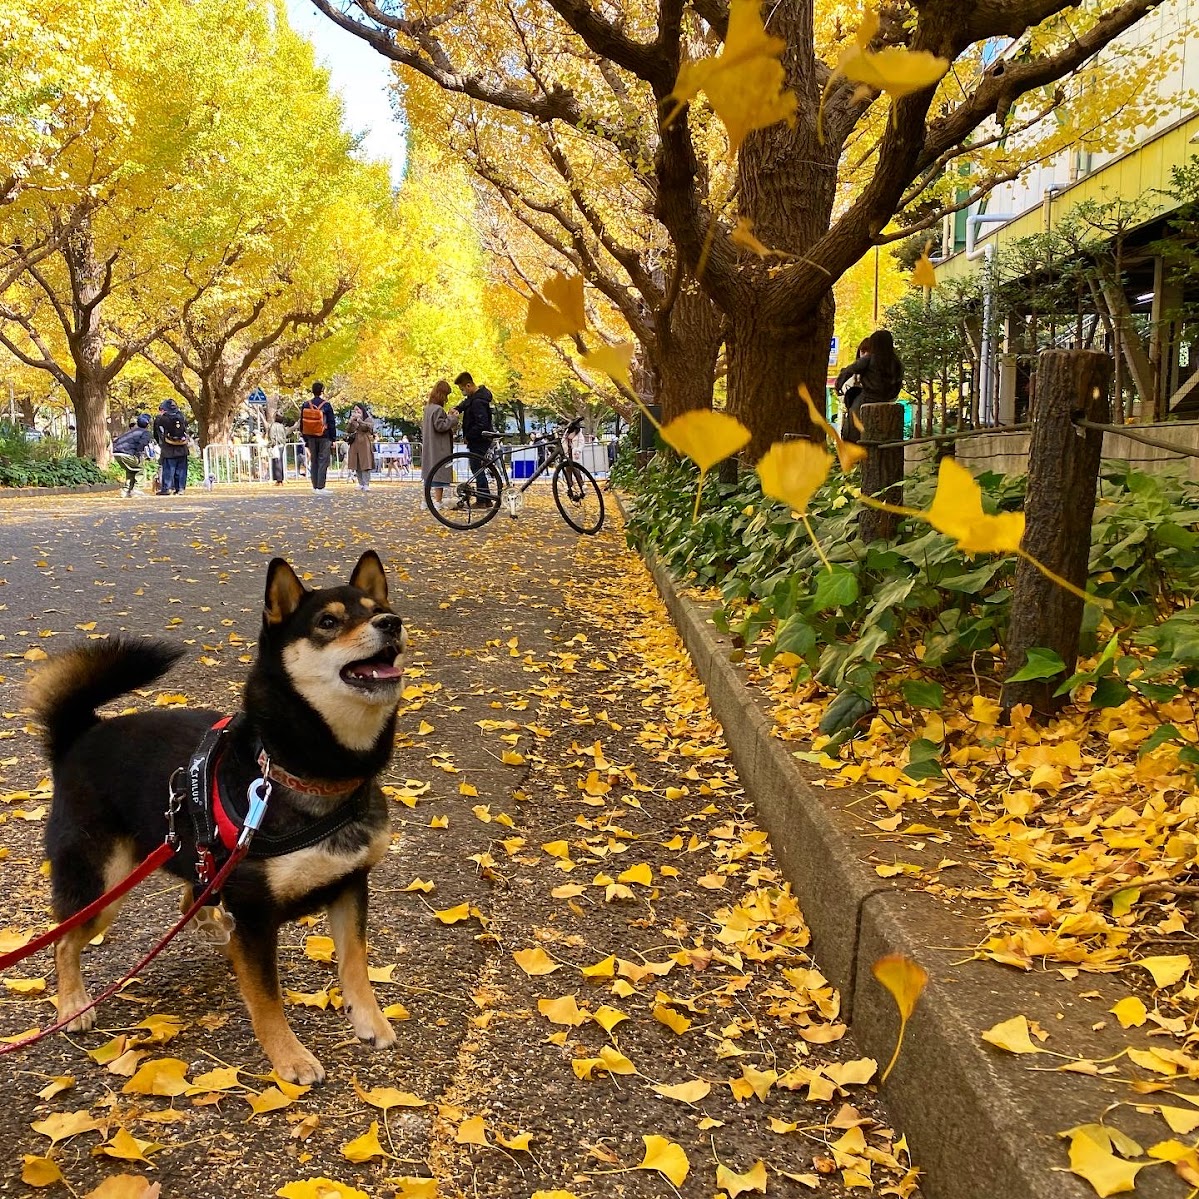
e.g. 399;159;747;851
165;768;185;849
196;846;216;889
238;777;272;850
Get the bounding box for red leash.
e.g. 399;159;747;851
0;842;250;1056
0;842;178;972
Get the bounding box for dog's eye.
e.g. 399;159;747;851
317;613;338;630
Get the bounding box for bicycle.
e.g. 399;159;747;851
424;417;605;535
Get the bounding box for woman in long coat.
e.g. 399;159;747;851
346;403;376;491
421;379;460;507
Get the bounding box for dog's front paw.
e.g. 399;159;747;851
58;991;96;1033
346;1003;396;1048
271;1044;326;1085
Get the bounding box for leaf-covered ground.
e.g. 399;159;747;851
0;486;917;1199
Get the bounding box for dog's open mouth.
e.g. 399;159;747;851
340;649;404;691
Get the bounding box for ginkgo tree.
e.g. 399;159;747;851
312;0;1170;457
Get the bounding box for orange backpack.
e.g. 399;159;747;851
300;403;325;438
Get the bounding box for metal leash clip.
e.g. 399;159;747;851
165;768;185;848
238;776;272;850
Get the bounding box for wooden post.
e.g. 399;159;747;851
1002;349;1112;717
858;402;904;543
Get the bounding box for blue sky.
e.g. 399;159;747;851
285;0;408;186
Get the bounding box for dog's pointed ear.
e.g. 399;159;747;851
349;550;388;605
264;558;308;626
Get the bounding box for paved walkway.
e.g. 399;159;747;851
0;485;917;1198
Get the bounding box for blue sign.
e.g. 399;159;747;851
828;336;839;366
246;387;267;406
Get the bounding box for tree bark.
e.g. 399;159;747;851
726;294;834;458
1002;349;1112;717
651;283;724;423
62;219;112;465
73;374;109;464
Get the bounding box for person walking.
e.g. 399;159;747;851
834;329;904;443
299;381;335;493
153;398;191;494
268;413;289;485
112;414;152;497
422;379;460;509
453;371;495;505
346;403;376;492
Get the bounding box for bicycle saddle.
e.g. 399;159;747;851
481;430;506;440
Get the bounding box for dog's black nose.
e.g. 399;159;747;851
371;613;403;636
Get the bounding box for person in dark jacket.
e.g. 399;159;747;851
299;380;336;493
112;414;152;497
453;371;495;504
152;399;191;494
834;329;904;443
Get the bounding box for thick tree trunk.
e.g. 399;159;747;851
73;375;110;464
64;219;112;466
726;294;835;459
197;385;236;448
652;282;724;424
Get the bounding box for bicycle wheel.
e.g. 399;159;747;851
425;453;503;530
551;460;604;534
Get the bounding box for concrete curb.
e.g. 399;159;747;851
0;483;120;499
643;549;1175;1199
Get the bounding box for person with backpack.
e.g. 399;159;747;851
153;399;192;494
112;414;152;498
453;371;496;506
834;329;905;444
299;380;335;492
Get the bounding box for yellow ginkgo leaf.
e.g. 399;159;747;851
756;439;832;515
580;342;634;391
617;862;653;886
455;1115;489;1146
341;1122;390;1163
21;1155;64;1188
731;217;786;259
981;1015;1046;1055
31;1110;106;1144
653;1004;692;1035
873;955;927;1082
391;1179;438;1199
661;410;750;474
496;1130;533;1151
925;457;1025;554
304;935;336;963
93;1128;162;1163
501;749;526;766
651;1078;711;1103
434;903;472;925
538;994;588;1026
188;1066;241;1093
1158;1106;1199;1135
276;1180;371;1199
912;243;937;289
530;1192;578;1199
121;1057;190;1097
837;9;948;99
513;947;562;976
581;954;616;979
352;1077;426;1109
591;1005;629;1034
82;1178;161;1199
598;1045;636;1074
1110;996;1148;1028
246;1087;295;1115
525;272;586;340
637;1135;690;1186
716;1160;768;1197
1137;955;1190;988
799;383;867;470
1066;1126;1149;1197
669;0;797;155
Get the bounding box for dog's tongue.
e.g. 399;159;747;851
346;660;403;680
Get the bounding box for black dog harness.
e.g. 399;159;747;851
184;715;369;895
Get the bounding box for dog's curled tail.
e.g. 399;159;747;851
27;638;186;764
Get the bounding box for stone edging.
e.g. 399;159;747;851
641;546;1157;1199
0;483;120;499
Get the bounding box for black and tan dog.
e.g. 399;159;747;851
28;551;406;1083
